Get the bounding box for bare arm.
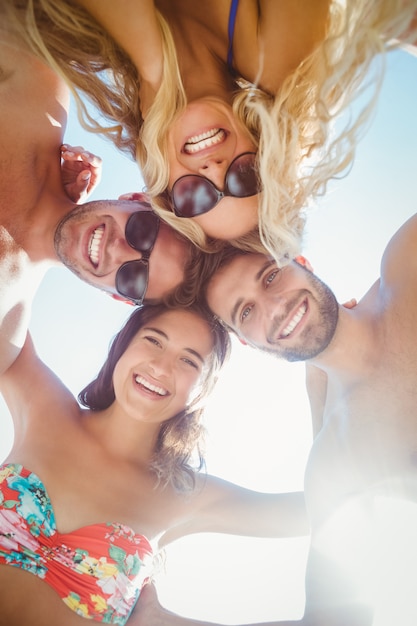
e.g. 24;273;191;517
73;0;163;112
305;364;327;440
0;332;77;431
130;582;369;626
158;474;309;547
390;6;417;55
235;0;330;93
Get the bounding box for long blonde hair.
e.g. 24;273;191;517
147;0;417;261
7;0;416;259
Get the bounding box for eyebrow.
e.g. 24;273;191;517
230;259;277;327
143;326;206;364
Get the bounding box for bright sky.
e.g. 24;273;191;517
0;49;416;624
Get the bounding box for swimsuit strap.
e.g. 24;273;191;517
227;0;240;71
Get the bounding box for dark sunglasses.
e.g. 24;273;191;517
115;210;160;305
170;152;258;218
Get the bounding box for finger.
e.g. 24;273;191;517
61;144;86;154
342;298;357;309
61;145;102;166
118;192;149;202
75;170;92;198
80;151;103;166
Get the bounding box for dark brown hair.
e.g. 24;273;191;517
78;303;231;491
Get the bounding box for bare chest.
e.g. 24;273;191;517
305;353;417;525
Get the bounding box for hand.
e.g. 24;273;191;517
118;192;150;204
61;144;102;203
129;582;168;626
342;298;357;309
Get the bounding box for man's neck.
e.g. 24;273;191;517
311;281;383;384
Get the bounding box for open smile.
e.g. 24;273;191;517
134;374;169;397
278;301;308;339
88;225;105;268
183;128;226;154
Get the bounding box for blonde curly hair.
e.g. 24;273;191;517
7;0;416;261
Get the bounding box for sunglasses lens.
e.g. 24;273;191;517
227;153;258;197
125;211;159;251
116;261;148;303
173;177;219;217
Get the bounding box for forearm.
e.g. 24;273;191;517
130;581;370;626
72;0;163;83
129;583;299;626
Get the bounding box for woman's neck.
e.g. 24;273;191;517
83;405;160;467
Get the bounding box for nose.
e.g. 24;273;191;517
198;158;227;190
148;352;173;378
262;293;284;320
110;237;142;265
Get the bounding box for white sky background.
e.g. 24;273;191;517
0;50;416;623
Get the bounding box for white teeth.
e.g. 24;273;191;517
184;129;225;154
135;375;168;397
281;303;307;338
88;225;104;266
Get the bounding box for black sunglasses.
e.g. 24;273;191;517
115;210;160;305
170;152;258;218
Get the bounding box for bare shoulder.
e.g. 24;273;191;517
0;332;78;430
232;0;331;93
380;212;417;290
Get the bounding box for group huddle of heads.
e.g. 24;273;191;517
8;0;416;267
5;2;416;391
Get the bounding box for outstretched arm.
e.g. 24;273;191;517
158;474;309;548
130;583;301;626
305;364;327;440
130;582;369;626
391;7;417;56
73;0;163;114
0;332;77;434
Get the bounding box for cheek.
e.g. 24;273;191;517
111;361;125;399
177;369;205;406
166;133;188;188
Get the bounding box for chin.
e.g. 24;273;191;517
196;203;258;241
208;227;255;240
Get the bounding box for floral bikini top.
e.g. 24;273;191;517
0;463;153;625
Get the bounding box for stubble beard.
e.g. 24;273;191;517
54;205;93;281
272;272;339;362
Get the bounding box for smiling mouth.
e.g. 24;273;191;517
88;225;104;267
135;374;169;397
279;302;307;339
184;128;226;154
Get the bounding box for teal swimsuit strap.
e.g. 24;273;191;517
227;0;240;71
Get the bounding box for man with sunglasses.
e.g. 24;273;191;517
0;12;191;376
137;211;417;625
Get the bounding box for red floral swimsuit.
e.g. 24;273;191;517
0;464;153;624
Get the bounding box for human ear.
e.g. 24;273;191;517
295;255;314;272
108;293;136;306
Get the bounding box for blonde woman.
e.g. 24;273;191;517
7;0;416;260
